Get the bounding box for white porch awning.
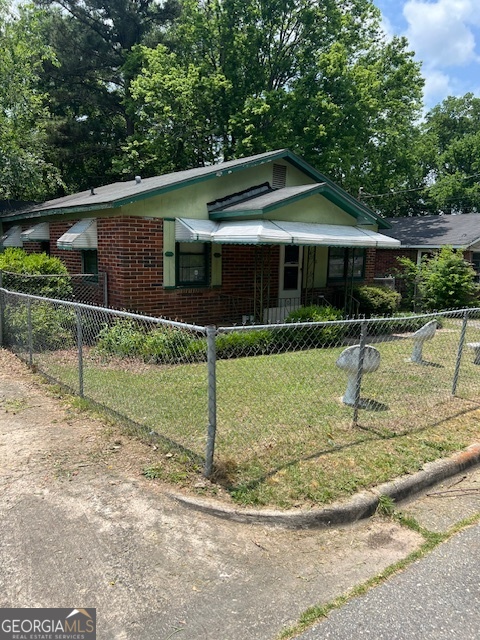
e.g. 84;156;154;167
175;218;217;242
212;220;293;244
2;226;23;248
175;218;401;248
57;218;97;250
21;222;50;242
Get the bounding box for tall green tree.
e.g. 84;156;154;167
119;0;425;217
420;94;480;214
0;1;61;200
33;0;180;192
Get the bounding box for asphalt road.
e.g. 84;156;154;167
298;521;480;640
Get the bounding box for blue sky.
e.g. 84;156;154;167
373;0;480;109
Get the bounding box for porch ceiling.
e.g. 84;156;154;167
175;218;401;248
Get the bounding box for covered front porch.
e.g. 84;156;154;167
175;218;401;324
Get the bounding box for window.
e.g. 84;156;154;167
472;252;480;282
40;241;50;256
82;249;98;283
328;247;366;281
176;242;209;286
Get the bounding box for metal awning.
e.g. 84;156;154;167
175;218;401;248
2;226;23;248
21;222;50;242
175;218;217;242
57;218;97;250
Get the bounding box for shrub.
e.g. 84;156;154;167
282;305;346;348
142;327;206;363
215;329;274;359
396;248;479;312
95;319;145;358
354;285;401;317
420;247;479;311
95;319;206;363
3;301;75;351
0;248;73;299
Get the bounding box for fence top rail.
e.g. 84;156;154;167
0;287;207;334
217;308;480;333
0;270;97;279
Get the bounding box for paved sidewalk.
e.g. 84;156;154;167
1;349;479;639
298;521;480;639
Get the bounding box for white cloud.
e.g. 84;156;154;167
379;12;396;40
404;0;480;67
422;67;453;105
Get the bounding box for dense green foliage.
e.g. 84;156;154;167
94;305;348;362
0;247;73;298
0;1;61;199
3;301;75;350
420;94;480;214
0;1;477;216
396;247;479;311
354;285;401;317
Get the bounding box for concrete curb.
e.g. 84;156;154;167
168;443;480;529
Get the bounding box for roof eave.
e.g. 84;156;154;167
1;201;116;222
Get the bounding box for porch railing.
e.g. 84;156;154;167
220;293;331;324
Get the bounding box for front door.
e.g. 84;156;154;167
279;245;303;300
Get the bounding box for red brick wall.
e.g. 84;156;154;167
97;216;164;313
49;221;83;273
374;248;418;278
22;241;44;255
364;248;376;283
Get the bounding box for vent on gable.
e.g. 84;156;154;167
272;163;287;189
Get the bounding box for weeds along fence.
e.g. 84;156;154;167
1;285;480;481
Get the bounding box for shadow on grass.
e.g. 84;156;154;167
222;402;480;498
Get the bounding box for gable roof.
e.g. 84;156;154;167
0;149;389;228
381;214;480;249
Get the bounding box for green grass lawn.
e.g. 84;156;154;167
33;319;480;509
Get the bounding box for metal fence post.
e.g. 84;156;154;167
452;310;468;396
102;271;108;307
0;271;3;347
76;306;84;397
204;325;217;478
353;320;368;426
27;298;33;367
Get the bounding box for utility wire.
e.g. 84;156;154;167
360;171;480;201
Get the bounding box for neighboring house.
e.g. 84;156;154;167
0;149;399;324
375;214;480;283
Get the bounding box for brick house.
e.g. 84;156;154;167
1;149;399;324
375;215;480;288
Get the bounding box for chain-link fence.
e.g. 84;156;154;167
0;270;108;306
1;284;480;484
0;288;209;471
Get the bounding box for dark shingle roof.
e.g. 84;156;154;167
381;214;480;248
0;149;389;228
